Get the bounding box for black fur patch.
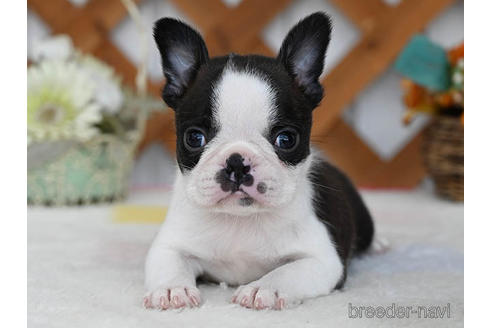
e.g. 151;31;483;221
277;12;332;107
154;18;209;109
172;57;226;172
308;159;374;289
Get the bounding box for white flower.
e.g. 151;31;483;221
77;54;124;114
452;71;463;85
29;35;74;63
28;60;102;143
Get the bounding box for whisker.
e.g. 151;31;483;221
309;181;341;192
179;163;195;171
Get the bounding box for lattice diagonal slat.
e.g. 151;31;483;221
28;0;455;187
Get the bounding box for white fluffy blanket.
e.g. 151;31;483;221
28;187;463;327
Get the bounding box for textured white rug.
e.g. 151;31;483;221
28;185;463;327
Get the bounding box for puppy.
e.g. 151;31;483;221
144;12;374;311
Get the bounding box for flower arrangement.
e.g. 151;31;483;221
28;35;161;144
395;36;464;201
395;36;464;125
27;35;163;205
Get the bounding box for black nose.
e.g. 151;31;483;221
226;153;253;186
215;153;254;192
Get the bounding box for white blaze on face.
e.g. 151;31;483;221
212;68;276;139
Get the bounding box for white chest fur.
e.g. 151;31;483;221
147;171;341;286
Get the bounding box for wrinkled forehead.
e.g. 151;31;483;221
212;68;277;137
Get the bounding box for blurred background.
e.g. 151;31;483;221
27;0;464;203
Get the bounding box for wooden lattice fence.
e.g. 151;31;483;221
28;0;455;187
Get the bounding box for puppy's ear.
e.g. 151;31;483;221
154;18;209;109
277;12;332;107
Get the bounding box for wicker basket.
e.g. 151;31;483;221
422;117;464;201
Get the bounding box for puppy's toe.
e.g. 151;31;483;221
144;288;170;310
232;285;258;308
170;288;188;309
274;292;288;310
185;286;201;307
253;288;276;310
233;285;288;310
144;286;201;310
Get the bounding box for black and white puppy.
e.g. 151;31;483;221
144;12;374;311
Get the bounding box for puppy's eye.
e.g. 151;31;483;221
274;129;298;150
184;128;207;150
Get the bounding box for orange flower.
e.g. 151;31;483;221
435;93;453;108
401;79;428;108
448;43;464;65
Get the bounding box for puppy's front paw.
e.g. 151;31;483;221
143;286;201;310
232;285;287;310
